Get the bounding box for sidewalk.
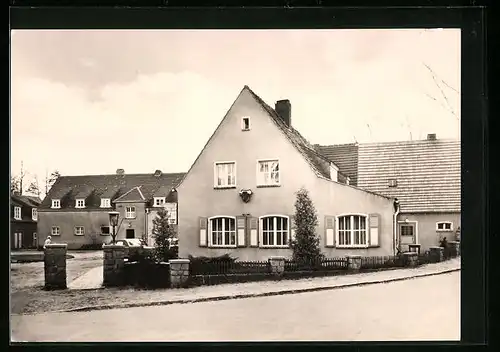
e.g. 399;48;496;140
54;257;460;314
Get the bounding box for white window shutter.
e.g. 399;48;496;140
236;216;246;247
325;215;335;247
249;217;259;247
289;215;296;245
369;214;380;247
199;217;208;247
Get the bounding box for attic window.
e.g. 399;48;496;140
51;199;61;209
436;221;453;232
75;199;86;208
154;197;166;207
100;198;111;208
388;179;398;187
241;116;251;131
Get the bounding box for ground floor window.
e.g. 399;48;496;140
260;216;289;247
337;215;368;247
101;226;110;235
74;226;85;236
51;226;60;236
210;217;236;247
436;221;453;231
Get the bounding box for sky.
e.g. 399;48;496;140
10;29;460;193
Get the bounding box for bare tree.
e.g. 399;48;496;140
422;62;459;120
11;176;20;194
44;170;61;195
26;176;41;197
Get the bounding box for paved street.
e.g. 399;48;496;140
11;271;460;342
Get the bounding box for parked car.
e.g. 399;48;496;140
115;239;154;261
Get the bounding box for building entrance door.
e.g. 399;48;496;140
399;222;417;253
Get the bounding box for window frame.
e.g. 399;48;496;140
164;202;177;225
74;226;85;236
75;198;86;208
32;208;38;221
213;161;237;189
125;206;136;219
335;213;369;248
100;198;111;208
241;116;251;131
436;221;453;232
153;197;166;207
51;226;61;236
256;159;281;187
259;215;290;248
13;206;22;220
208;216;237;248
100;226;111;236
51;199;61;209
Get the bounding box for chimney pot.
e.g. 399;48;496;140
427;133;437;141
116;169;125;175
275;100;291;127
154;170;162;177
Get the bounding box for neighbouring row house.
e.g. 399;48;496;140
37;170;184;249
316;134;461;253
176;86;398;261
10;193;41;250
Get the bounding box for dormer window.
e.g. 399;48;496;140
241;116;251;131
100;198;111;208
51;199;61;209
388;179;398;187
75;199;85;208
329;163;338;182
154;197;166;207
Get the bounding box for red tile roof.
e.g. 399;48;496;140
356;139;460;213
40;172;185;210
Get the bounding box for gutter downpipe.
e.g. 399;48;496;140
393;198;400;256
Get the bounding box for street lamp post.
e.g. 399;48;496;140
108;211;120;244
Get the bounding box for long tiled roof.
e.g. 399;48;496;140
40;172;185;210
356;139;461;213
315;143;359;186
245;86;348;183
11;194;42;208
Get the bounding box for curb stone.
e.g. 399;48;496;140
49;266;460;314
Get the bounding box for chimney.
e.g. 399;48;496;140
153;169;162;177
427;133;437;141
275;100;291;127
116;169;125;175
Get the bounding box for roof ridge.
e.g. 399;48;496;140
58;172;186;178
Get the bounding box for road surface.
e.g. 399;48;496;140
11;271;460;342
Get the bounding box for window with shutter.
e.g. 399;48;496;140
325;215;335;247
199;217;208;247
369;213;380;247
236;216;246;247
208;217;236;247
249;217;259;247
336;214;369;248
259;215;289;248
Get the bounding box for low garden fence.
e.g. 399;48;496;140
190;259;270;275
360;255;406;269
284;257;348;272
